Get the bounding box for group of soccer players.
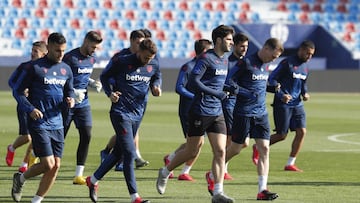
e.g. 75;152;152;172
6;23;315;203
156;25;315;203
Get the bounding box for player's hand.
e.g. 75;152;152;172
110;91;122;103
151;86;162;96
275;83;281;92
281;94;292;103
74;89;87;104
66;97;75;108
302;93;310;101
24;88;29;97
30;108;43;120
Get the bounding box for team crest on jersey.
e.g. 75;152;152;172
60;68;67;75
128;65;133;69
90;58;95;64
293;66;298;70
146;65;153;73
43;68;48;74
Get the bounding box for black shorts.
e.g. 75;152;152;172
187;113;226;137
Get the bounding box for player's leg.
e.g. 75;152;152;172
285;106;307;172
7;108;31;166
73;106;92;184
134;129;149;168
254;115;278;200
32;130;64;201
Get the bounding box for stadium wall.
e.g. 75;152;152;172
1;67;359;93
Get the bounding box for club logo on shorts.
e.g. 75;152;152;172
194;120;201;127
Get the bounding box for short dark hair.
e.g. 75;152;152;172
85;31;103;43
264;38;284;52
300;40;315;49
48;32;66;45
32;41;47;52
140;28;152;38
130;29;145;40
233;33;248;45
139;39;157;55
194;39;212;55
211;25;234;45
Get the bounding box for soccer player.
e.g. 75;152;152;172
99;29;150;171
7;41;47;172
86;39;161;203
62;30;103;185
163;39;212;181
11;32;75;203
222;32;249;179
156;25;235;203
253;40;315;172
224;38;283;201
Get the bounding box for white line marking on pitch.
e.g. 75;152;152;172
327;133;360;145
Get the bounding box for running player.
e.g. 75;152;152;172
223;38;283;201
99;29;149;171
62;31;103;185
11;32;75;203
253;40;315;172
156;25;235;203
163;39;212;181
7;41;47;172
222;32;249;180
86;39;161;203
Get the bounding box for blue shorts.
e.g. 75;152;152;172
63;105;92;128
222;96;236;135
187;113;226;137
231;114;270;144
30;128;64;158
17;105;30;135
273;105;306;134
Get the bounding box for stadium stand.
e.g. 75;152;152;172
0;0;359;59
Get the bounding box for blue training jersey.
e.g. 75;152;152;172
222;53;241;110
228;52;270;117
8;61;32;89
175;57;196;117
269;55;309;107
188;49;229;116
63;48;97;108
100;53;161;121
13;56;74;130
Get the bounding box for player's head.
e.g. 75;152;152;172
81;30;103;56
298;40;315;63
31;41;47;61
129;29;146;53
194;39;212;57
47;32;67;63
137;39;157;66
140;28;152;39
211;25;234;53
259;38;284;63
233;33;249;58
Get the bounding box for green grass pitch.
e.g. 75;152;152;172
0;91;359;202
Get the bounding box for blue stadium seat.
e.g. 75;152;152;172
21;9;32;18
12;39;23;49
1;29;11;38
175;10;186;21
114;1;125;9
127;1;139;9
52;0;61;8
47;9;58;18
153;0;164;10
166;1;176;10
96;19;107;29
8;8;19;18
99;9;110;19
4;18;15;28
0;8;6;18
60;9;70;18
138;10;148;20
